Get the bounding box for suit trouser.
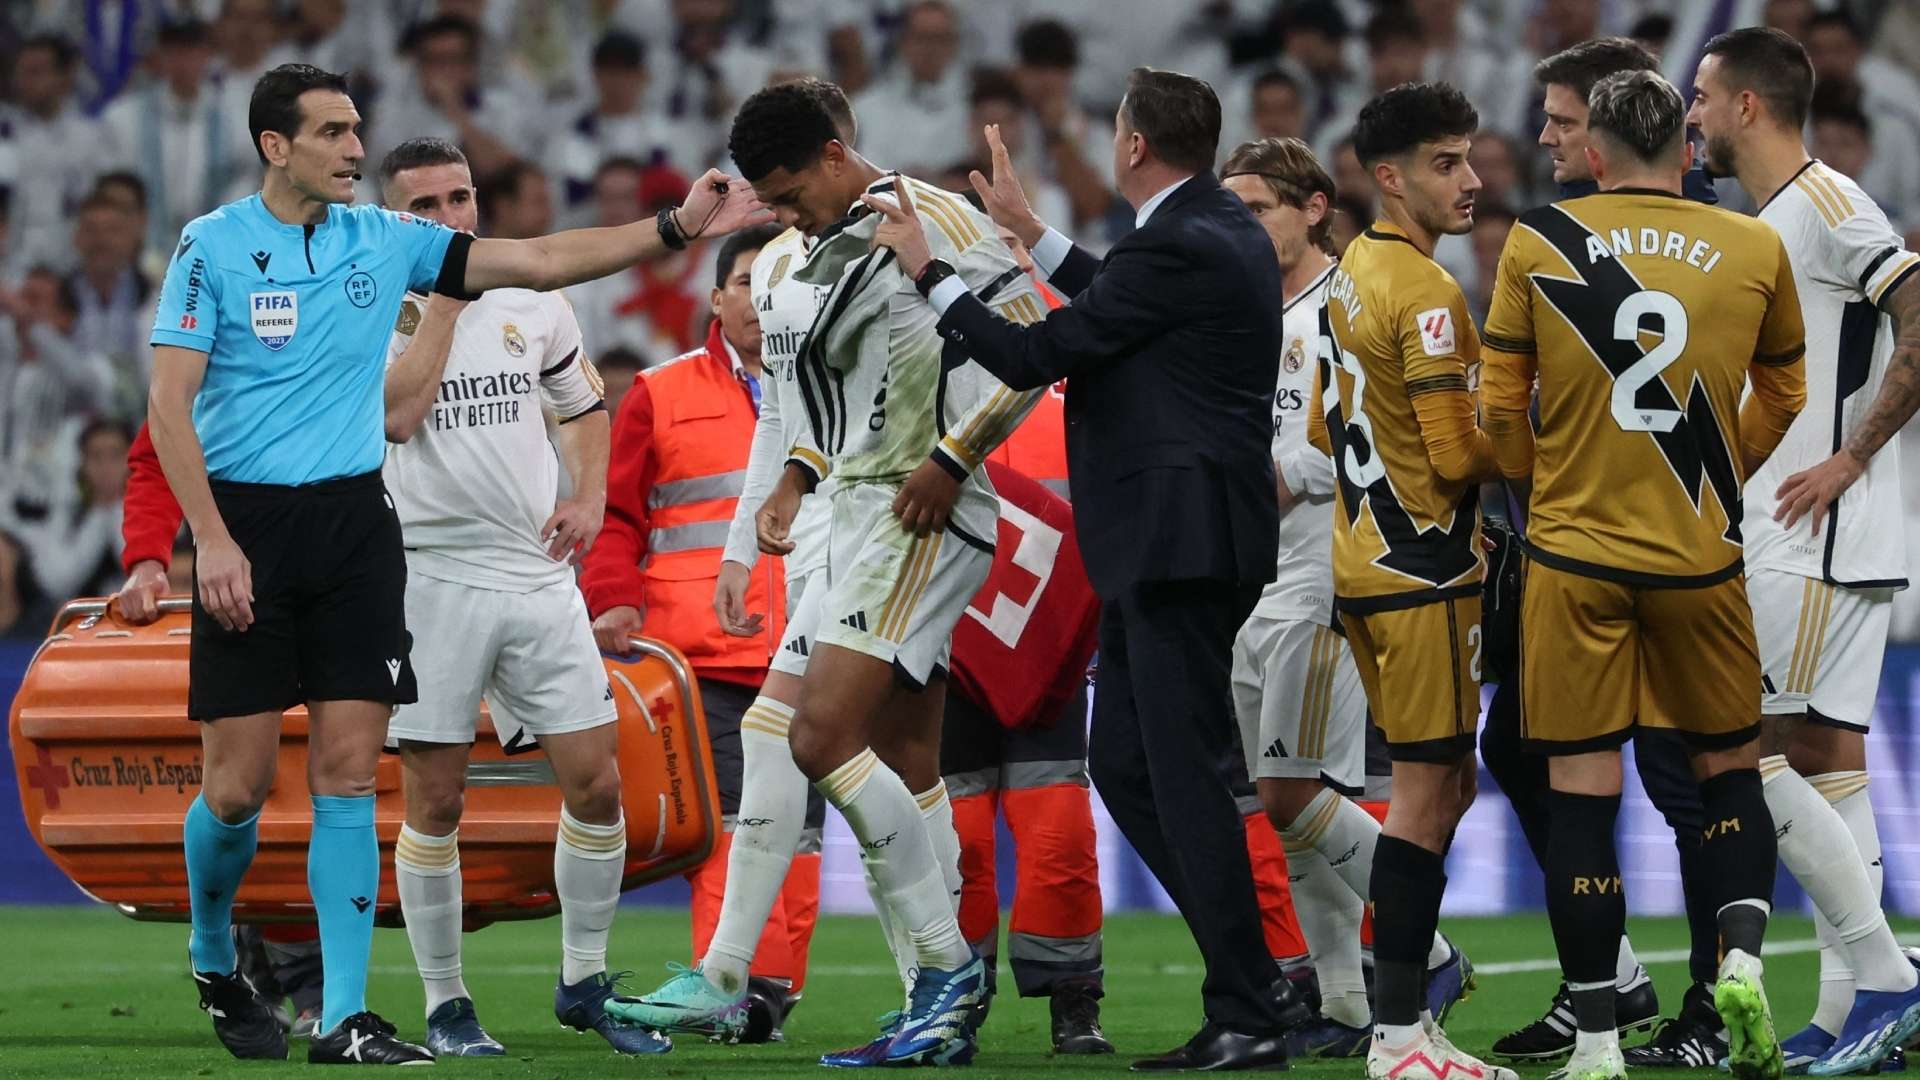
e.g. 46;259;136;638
1479;678;1718;984
1087;578;1283;1033
943;681;1105;996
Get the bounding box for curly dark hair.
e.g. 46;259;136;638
1351;81;1478;166
729;82;841;183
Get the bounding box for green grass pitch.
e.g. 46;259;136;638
0;905;1912;1077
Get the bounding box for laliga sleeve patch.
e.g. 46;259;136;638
1415;307;1455;356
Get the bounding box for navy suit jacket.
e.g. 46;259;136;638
935;173;1283;599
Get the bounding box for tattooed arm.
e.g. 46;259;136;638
1774;273;1920;536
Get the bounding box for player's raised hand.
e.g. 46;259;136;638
677;169;774;241
196;533;253;633
115;559;169;625
969;124;1046;249
1774;449;1865;537
713;561;765;637
541;494;603;564
860;181;933;279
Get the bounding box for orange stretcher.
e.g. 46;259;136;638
9;597;720;928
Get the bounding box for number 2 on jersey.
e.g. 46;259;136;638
1610;289;1688;433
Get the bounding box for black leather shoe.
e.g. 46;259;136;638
1050;980;1115;1055
1130;1022;1290;1072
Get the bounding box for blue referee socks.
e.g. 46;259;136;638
184;793;259;976
310;794;378;1035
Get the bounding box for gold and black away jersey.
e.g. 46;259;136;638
1481;189;1806;586
1307;221;1492;610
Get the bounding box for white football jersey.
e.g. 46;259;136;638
1253;262;1339;622
1745;161;1917;589
382;288;603;592
723;226;835;577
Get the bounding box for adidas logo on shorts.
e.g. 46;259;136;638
1262;740;1287;759
839;612;870;632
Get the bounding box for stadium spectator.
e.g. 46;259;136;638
850;1;971;177
963;71;1073;243
650;0;777;143
2;36;109;276
0;267;117;528
0;527;52;639
212;0;295;158
66;194;154;392
1800;11;1920;221
1469;131;1530;217
1328;193;1374;255
1277;1;1363;149
555;34;692;218
103;18;258;255
375;15;543;180
1364;9;1430;98
284;0;396;97
1809;94;1880;216
566;162;710;362
1331;135;1371;211
595;347;645;417
478;160;555;241
86;172;165;284
1250;68;1307;141
1418;0;1532;142
1011;19;1119;232
1466;201;1517;325
1628;13;1674;59
19;418;131;604
1763;0;1816;44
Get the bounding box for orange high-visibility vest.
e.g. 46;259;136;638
582;320;784;685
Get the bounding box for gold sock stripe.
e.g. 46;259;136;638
559;815;627;854
1297;790;1341;847
821;751;880;807
742;702;793;737
880;531;942;643
1809;771;1870;802
1758;754;1792;781
1281;836;1311;857
914;782;948;812
395;832;460;870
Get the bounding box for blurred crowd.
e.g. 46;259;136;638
1;0;1919;639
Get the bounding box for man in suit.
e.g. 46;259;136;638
864;66;1302;1072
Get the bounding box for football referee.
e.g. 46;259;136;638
148;63;766;1066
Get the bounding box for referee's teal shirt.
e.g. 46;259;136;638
150;194;467;485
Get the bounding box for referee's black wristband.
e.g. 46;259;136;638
657;206;689;251
914;259;957;299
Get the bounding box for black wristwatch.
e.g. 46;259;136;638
914;258;957;298
656;206;689;251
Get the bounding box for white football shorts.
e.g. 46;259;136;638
1231;614;1368;792
1749;568;1893;731
813;481;992;688
769;564;828;678
388;572;616;748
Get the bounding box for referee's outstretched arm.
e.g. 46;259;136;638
460;168;771;294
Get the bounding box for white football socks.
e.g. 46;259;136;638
704;698;808;996
818;749;971;971
555;806;626;986
1283;834;1370;1028
1760;756;1914;995
396;824;468;1015
1288;788;1455;975
1617;937;1649;990
916;782;963;913
1808;769;1908;1026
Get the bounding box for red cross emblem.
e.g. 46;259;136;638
24;745;69;811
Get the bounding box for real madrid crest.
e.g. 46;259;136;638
1283;338;1305;374
768;253;792;289
502;323;527;357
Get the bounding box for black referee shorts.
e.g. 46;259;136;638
188;471;417;720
